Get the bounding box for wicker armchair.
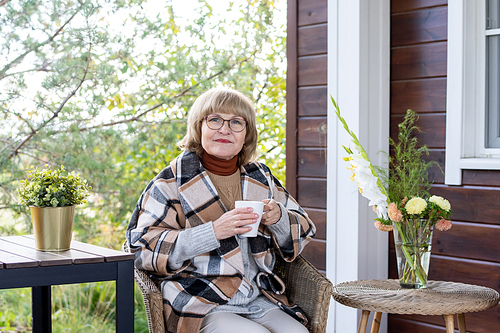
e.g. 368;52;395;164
123;240;333;333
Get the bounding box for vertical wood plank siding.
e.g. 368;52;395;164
389;1;500;332
286;0;327;271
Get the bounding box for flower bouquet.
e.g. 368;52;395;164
332;96;452;288
389;196;451;288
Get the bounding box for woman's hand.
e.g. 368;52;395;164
260;199;282;225
213;207;259;240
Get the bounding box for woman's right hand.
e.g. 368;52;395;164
213;207;258;240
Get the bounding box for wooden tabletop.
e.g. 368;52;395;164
0;235;134;270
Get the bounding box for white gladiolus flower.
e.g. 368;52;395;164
347;152;388;219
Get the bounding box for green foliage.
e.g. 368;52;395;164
0;282;149;332
0;288;31;332
256;74;287;183
0;1;287;330
380;110;438;204
0;0;287;246
18;165;91;207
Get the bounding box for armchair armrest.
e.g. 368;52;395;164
274;255;333;333
123;240;165;333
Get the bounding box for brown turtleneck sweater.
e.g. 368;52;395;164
202;151;242;210
206;170;242;210
202;151;238;176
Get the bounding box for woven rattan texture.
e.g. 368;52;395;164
124;240;333;333
123;241;165;333
332;279;500;316
134;268;165;333
274;255;333;333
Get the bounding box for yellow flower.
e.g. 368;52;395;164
429;195;451;212
405;197;427;214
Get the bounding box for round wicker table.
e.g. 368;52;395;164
332;279;500;333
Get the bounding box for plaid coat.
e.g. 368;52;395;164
126;151;315;333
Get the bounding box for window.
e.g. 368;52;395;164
446;0;500;185
486;0;500;148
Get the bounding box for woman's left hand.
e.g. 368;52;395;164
260;199;282;225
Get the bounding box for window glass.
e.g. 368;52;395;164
487;0;500;28
486;1;500;148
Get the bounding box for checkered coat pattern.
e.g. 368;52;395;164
126;151;316;333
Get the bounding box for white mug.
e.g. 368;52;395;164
234;200;264;237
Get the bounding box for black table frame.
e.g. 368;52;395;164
0;259;134;332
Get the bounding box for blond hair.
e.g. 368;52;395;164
178;87;258;165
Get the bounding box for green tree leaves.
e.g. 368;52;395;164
0;0;287;246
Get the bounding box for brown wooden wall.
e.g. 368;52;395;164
389;1;500;332
287;0;500;330
286;0;327;272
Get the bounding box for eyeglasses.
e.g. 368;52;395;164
203;115;247;132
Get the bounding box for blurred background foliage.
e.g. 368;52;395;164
0;0;286;331
0;0;286;245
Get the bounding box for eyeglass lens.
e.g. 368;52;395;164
205;116;246;132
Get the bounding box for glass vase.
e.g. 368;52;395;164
392;219;433;289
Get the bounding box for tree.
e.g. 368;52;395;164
0;0;287;247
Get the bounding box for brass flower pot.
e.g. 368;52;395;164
30;206;75;251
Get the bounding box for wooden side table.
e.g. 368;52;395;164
332;279;500;333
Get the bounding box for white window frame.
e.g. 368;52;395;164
446;0;500;185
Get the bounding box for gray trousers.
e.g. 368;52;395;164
199;309;309;333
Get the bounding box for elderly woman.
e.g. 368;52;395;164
126;88;316;333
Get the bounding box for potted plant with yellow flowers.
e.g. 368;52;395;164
18;165;91;251
332;97;452;289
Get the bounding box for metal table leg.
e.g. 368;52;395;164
32;286;51;333
116;260;134;333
